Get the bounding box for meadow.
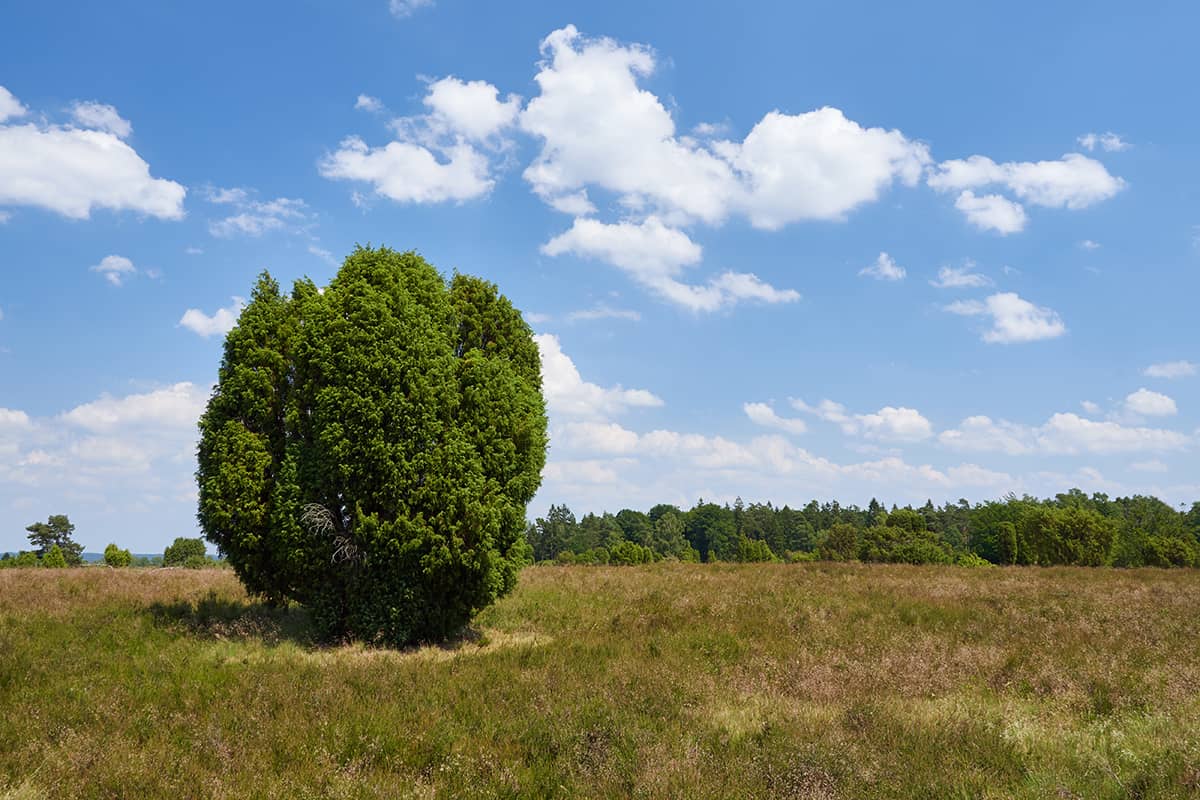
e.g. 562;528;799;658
2;563;1200;799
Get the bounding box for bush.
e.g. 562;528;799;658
818;523;860;561
42;545;67;569
955;551;993;568
196;248;546;646
103;543;133;568
163;537;206;567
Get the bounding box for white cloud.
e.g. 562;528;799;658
0;408;31;428
204;187;308;238
0;86;27;123
185;246;204;255
541;216;797;311
0;91;185;220
61;382;208;433
69;101;132;139
178;297;245;338
423;76;520;142
953;190;1027;234
320;135;493;205
520;26;927;229
1124;388;1177;417
90;255;137;286
389;0;434;17
1131;459;1168;473
929;153;1125;210
557;421;641;454
719;108;929;230
535;333;663;419
355;94;384;113
323;75;519;206
930;263;992;289
859;251;905;281
1037;412;1187;454
1144;360;1196;379
857;406;934;443
1079;239;1101;250
944;292;1066;344
1081;400;1101;415
791;398;932;443
566;305;641;322
1078;132;1130;153
938;415;1033;456
939;412;1188;455
743;402;807;435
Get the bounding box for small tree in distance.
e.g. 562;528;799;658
42;545;67;569
196;247;547;647
103;543;133;567
26;515;83;566
163;537;206;567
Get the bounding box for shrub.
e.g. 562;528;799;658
196;248;546;646
163;537;206;567
42;545;67;569
103;543;133;568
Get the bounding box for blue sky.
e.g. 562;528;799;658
2;0;1199;553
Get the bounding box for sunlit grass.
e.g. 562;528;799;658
3;563;1200;798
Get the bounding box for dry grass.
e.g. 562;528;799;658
3;563;1200;798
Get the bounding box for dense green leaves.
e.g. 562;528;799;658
197;247;547;646
25;515;82;566
103;543;133;568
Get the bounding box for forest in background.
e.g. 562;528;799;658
527;490;1200;568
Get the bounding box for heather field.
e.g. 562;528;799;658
3;564;1200;799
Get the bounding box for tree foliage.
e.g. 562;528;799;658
197;247;547;646
163;537;207;567
25;515;82;566
103;543;133;568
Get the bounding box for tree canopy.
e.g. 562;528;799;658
197;247;546;646
25;515;82;566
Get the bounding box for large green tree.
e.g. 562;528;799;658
197;247;547;646
25;515;83;566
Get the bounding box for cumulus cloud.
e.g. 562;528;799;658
321;76;519;206
178;297;246;338
90;255;138;286
939;412;1188;455
791;398;932;443
953;191;1027;234
422;76;521;142
541;216;797;311
1078;132;1130;152
521;27;928;229
743;402;807;435
61;383;208;433
944;292;1066;344
1144;360;1196;379
928;153;1125;209
0;86;27;123
69;101;132;139
859;251;905;281
0;87;184;220
535;333;662;419
930;263;992;289
1124;388;1177;417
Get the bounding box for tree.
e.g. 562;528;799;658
103;543;133;568
25;515;83;566
42;544;67;569
196;248;547;646
529;505;576;562
818;523;859;561
163;537;207;567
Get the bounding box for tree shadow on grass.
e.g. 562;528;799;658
148;590;318;647
147;591;492;654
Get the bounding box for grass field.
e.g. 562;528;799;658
3;564;1200;798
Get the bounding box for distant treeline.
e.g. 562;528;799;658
527;490;1200;568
